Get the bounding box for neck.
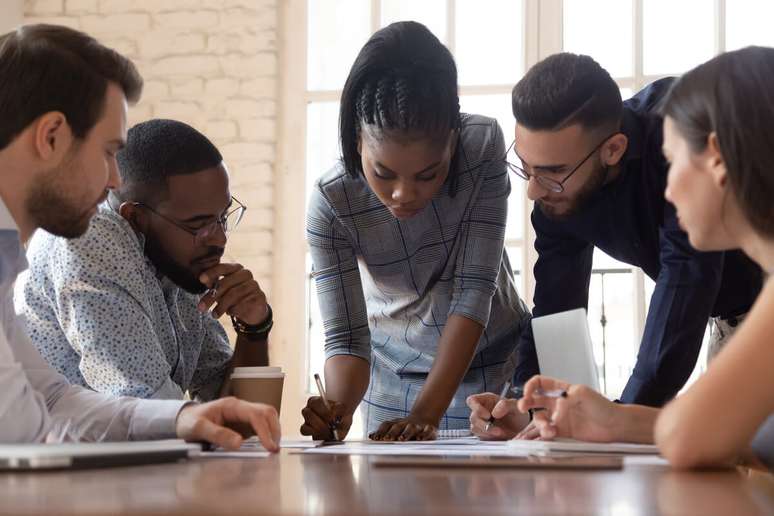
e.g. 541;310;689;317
0;155;35;243
603;163;622;186
739;230;774;275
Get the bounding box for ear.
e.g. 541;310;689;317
601;132;628;167
118;201;149;234
706;132;727;189
33;112;72;161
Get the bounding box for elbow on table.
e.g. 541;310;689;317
655;411;729;470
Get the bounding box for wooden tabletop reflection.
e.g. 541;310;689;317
2;449;774;515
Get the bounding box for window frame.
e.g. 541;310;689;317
275;0;735;416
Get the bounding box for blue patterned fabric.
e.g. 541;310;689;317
14;206;232;401
307;114;530;433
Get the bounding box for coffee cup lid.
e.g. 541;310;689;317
232;366;282;374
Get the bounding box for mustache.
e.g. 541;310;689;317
193;247;225;264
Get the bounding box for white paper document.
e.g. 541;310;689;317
301;438;524;457
507;438;659;455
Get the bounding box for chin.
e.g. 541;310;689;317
537;201;573;221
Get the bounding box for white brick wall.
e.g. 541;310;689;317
24;0;278;297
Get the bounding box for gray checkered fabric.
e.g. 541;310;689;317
307;114;529;433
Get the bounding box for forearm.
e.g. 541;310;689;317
410;314;483;422
217;335;268;397
233;334;269;367
324;354;370;415
613;403;660;443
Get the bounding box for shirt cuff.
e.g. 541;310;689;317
128;399;191;440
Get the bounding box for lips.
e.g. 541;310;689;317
390;206;423;218
194;254;223;269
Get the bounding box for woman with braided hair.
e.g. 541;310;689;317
301;21;530;440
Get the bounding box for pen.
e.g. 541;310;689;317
509;385;568;399
314;373;341;441
484;380;512;433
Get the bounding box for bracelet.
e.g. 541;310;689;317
231;305;273;338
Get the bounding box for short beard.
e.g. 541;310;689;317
26;152;101;239
144;236;208;294
538;162;609;221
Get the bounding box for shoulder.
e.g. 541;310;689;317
27;206;145;284
624;77;675;116
458;113;505;165
309;160;375;219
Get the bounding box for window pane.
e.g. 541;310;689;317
456;0;524;85
564;0;633;78
506;245;523;276
726;0;774;50
592;247;631;271
380;0;447;42
459;94;523;241
306;256;325;392
306;102;341;204
588;270;635;399
307;0;371;91
620;87;633;101
643;0;714;75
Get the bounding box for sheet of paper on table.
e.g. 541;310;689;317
200;438;324;458
300;438;525;457
506;438;660;455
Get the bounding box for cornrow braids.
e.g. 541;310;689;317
340;21;462;181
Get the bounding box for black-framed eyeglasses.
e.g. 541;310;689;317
505;133;619;193
133;196;246;246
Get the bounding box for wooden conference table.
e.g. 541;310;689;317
2;448;774;515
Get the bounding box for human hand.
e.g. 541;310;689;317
300;396;352;441
467;392;529;440
516;375;619;442
198;263;269;325
369;415;438;441
176;397;281;452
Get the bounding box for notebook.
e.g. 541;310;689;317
0;440;202;470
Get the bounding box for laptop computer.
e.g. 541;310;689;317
531;308;601;391
0;440;202;471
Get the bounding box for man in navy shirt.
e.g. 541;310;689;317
508;53;762;407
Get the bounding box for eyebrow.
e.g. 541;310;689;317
515;152;567;173
180;199;234;223
375;160;442;176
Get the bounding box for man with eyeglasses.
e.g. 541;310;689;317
468;53;762;438
15;118;273;402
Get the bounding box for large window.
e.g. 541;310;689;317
279;0;774;424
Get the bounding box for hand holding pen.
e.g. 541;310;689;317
299;374;351;441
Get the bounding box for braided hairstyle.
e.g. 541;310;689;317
340;21;461;180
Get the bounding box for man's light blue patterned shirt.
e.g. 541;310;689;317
14;205;232;401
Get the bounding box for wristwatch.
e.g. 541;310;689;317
231;305;273;340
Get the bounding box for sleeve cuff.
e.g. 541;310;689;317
128;399;191;440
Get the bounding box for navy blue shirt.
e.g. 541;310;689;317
515;78;763;407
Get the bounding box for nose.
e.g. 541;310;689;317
526;176;549;201
199;221;228;248
107;157;122;190
391;180;417;205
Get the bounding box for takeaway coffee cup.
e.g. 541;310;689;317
229;366;285;436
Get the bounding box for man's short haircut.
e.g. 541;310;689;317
511;53;622;134
0;24;143;150
114;119;223;204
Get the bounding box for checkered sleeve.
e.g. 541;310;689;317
307;183;372;363
448;123;509;326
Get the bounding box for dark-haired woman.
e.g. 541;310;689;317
474;46;774;471
300;21;529;441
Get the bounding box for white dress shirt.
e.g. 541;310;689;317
0;198;185;443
